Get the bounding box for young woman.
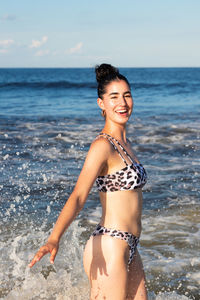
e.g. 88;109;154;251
29;64;148;300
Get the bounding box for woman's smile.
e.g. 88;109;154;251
115;107;130;118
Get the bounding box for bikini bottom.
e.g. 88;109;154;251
91;224;139;266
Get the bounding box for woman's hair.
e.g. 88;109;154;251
95;63;130;99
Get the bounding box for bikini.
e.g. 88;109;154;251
95;133;147;192
92;132;147;266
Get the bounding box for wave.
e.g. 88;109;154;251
0;81;97;89
0;81;198;91
132;82;198;89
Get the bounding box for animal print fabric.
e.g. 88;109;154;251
95;133;147;192
92;224;139;265
96;162;147;192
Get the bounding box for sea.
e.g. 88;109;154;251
0;68;199;300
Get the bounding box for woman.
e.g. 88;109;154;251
29;64;148;300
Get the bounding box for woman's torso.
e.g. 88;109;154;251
95;133;147;237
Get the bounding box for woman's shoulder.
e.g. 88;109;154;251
89;134;115;157
83;135;112;167
91;134;113;150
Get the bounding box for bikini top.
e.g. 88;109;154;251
95;133;147;192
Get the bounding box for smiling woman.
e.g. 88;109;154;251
96;64;133;122
29;64;148;300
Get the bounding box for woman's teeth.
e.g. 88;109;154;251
117;110;127;114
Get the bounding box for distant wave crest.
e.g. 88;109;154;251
133;82;193;89
0;81;97;89
0;80;197;91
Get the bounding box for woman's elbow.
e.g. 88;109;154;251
71;189;87;211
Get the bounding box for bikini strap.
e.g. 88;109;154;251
104;133;134;163
96;133;132;165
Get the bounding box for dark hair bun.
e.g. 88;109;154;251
95;63;119;83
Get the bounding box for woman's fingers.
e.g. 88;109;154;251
28;257;38;268
28;245;50;268
28;243;59;267
50;247;58;264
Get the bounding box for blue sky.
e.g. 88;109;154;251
0;0;200;67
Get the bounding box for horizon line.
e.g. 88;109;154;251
0;66;200;69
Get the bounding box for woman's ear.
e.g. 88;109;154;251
97;98;105;110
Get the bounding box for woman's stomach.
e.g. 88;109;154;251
99;188;143;237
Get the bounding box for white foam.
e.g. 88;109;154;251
87;206;102;224
1;220;90;300
3;154;9;160
42;173;47;183
5;269;89;300
186;271;200;285
151;292;190;300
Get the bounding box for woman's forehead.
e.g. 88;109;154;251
105;80;130;94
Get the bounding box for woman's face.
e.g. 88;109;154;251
98;80;133;125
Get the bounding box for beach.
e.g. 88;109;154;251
0;68;199;299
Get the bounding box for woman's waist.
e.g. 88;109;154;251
100;192;142;219
99;215;142;238
99;190;143;236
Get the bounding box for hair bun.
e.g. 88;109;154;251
95;63;119;83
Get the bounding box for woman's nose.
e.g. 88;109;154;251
119;95;127;105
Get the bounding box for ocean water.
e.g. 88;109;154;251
0;68;199;300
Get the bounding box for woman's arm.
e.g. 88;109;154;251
29;138;110;267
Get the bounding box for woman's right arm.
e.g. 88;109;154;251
28;137;110;267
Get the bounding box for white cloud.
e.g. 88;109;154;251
69;42;83;54
30;36;48;48
0;39;14;47
35;49;50;56
1;14;16;21
0;39;14;54
0;49;8;54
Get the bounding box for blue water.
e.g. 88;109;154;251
1;68;199;118
0;68;200;300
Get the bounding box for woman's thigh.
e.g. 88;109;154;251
83;234;130;300
126;249;148;300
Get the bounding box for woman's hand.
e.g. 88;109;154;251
28;240;59;268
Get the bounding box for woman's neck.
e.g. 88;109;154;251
102;122;127;143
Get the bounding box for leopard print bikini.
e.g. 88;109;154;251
95;132;147;192
92;224;139;266
93;133;147;266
